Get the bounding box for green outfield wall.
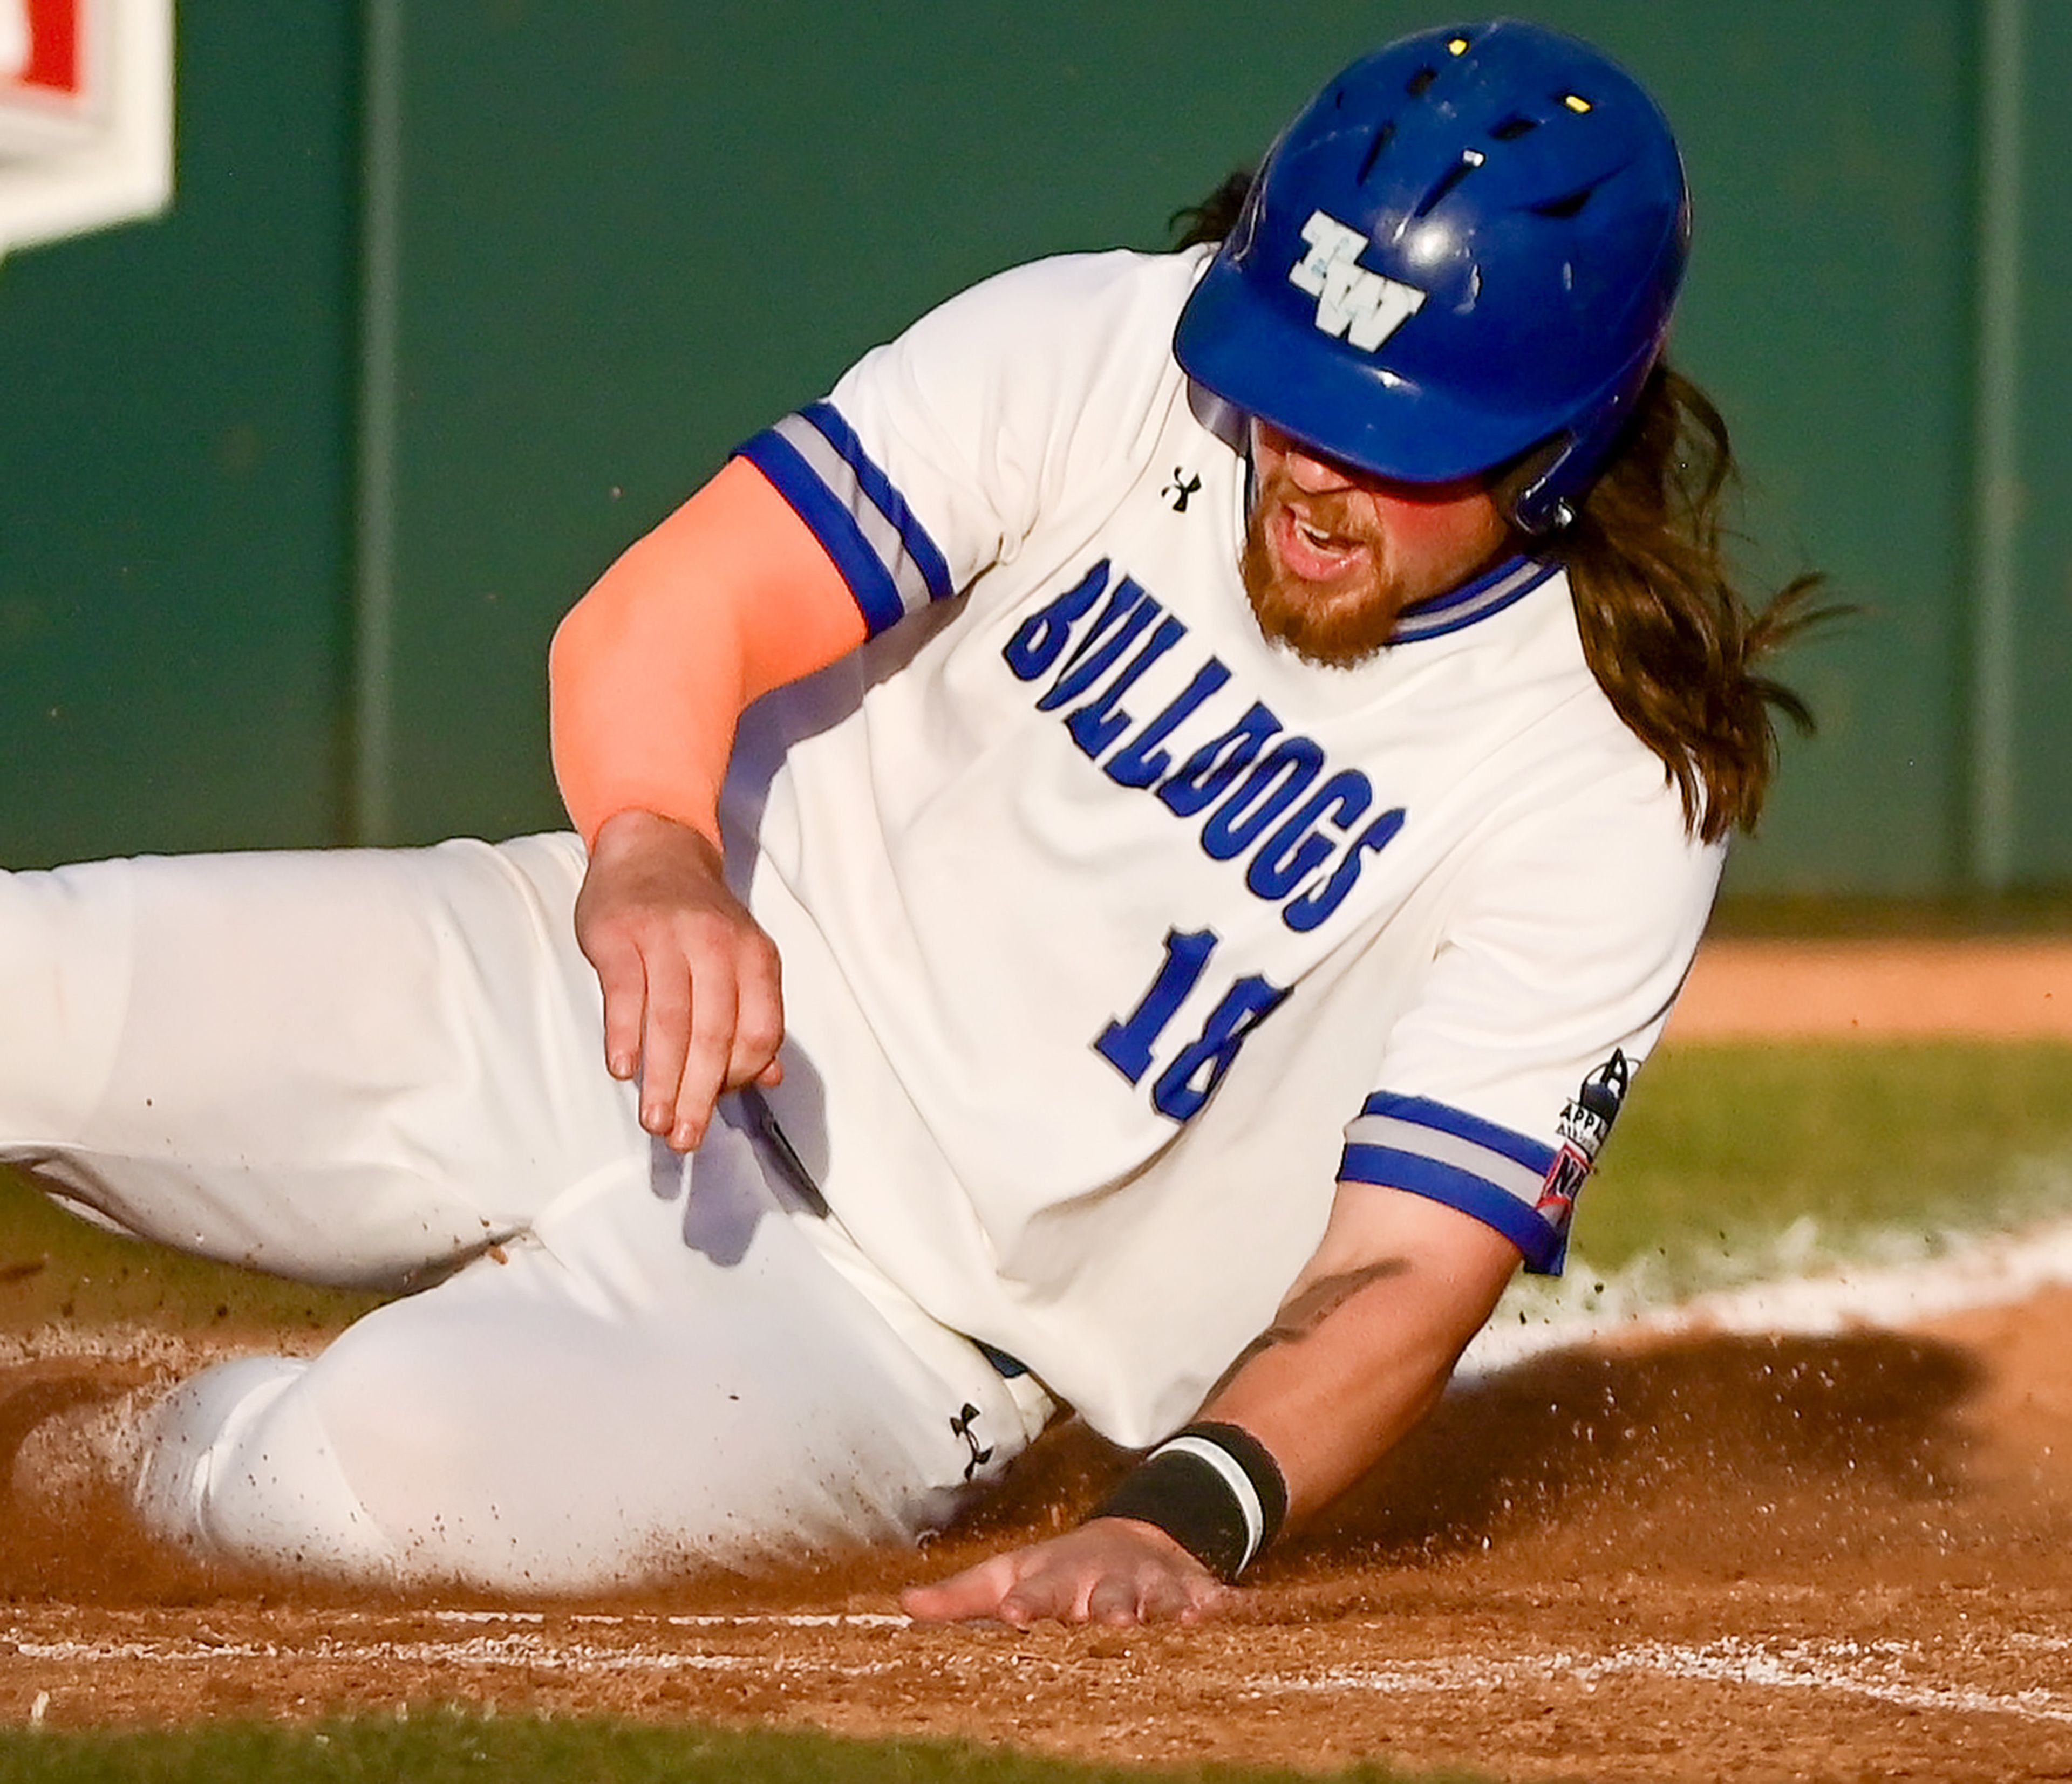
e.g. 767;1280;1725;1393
2;2;2065;894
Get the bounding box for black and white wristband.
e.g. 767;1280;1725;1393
1090;1421;1290;1582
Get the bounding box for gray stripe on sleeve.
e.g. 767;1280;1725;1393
771;413;936;622
1344;1110;1548;1204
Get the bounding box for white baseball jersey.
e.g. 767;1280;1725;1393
727;245;1723;1446
0;245;1721;1590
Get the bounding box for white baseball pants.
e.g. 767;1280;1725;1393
0;834;1050;1590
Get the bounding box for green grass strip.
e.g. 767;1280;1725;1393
1579;1040;2072;1284
0;1166;384;1337
0;1708;1490;1784
5;1042;2072;1339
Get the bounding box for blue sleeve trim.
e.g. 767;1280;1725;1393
1391;556;1558;644
799;403;956;607
734;429;907;637
1356;1091;1556;1175
1338;1143;1564;1274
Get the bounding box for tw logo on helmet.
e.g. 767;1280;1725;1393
1287;210;1427;353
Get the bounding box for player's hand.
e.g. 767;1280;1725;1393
899;1519;1234;1628
573;808;783;1151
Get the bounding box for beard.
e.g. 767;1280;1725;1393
1239;477;1407;669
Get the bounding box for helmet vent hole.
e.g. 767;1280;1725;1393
1405;65;1439;97
1490;114;1539;142
1356;121;1398;184
1415;148;1484;217
1531;183;1599;221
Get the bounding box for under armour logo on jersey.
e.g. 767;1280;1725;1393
1287;209;1427;352
1162;469;1202;512
950;1403;992;1481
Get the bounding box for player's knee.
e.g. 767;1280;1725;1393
134;1355;404;1580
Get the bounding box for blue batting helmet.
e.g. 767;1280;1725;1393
1173;19;1689;531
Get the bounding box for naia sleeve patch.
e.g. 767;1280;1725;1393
1334;1057;1633;1277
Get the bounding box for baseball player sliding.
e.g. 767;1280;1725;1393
0;22;1819;1623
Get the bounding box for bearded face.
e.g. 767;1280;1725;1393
1239;423;1511;668
1241;466;1406;667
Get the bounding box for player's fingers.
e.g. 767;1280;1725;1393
581;927;650;1083
668;947;739;1152
993;1567;1085;1628
986;1545;1107;1627
1085;1573;1143;1627
724;926;785;1092
899;1555;1027;1623
1139;1565;1231;1625
636;940;694;1140
1172;1587;1234;1625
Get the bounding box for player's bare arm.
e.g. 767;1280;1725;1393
549;459;868;1147
573;809;784;1151
903;1191;1519;1626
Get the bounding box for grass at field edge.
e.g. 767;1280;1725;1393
6;1041;2072;1344
0;1707;1495;1784
1576;1040;2072;1280
1709;888;2072;937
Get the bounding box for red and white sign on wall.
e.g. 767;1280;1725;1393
5;0;86;98
1;0;173;261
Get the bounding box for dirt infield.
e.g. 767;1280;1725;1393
1;944;2070;1781
1673;937;2072;1041
2;1291;2069;1780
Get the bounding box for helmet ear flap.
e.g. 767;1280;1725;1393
1492;436;1577;535
1497;339;1667;533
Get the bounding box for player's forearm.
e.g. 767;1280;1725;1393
904;1206;1520;1629
549;457;866;846
1197;1235;1514;1524
1076;1215;1515;1589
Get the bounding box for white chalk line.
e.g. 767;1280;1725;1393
400;1610;904;1629
0;1611;916;1681
1463;1211;2072;1378
1253;1633;2072;1728
5;1633;765;1676
1;1629;894;1680
9;1621;2070;1729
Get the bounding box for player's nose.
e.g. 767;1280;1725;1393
1259;422;1358;496
1287;454;1355;498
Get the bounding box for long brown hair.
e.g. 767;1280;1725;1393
1554;368;1828;841
1172;169;1829;842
